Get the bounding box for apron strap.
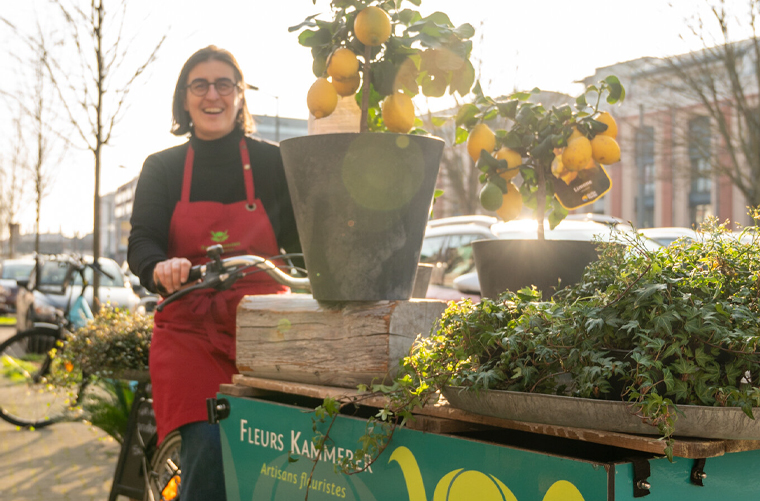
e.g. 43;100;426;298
181;138;258;210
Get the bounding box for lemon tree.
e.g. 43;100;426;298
291;0;476;133
456;76;625;238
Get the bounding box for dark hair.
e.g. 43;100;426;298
171;45;254;136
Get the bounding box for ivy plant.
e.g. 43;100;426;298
311;214;760;467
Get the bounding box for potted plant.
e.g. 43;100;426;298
284;0;475;301
50;307;152;442
456;78;626;298
310;215;760;469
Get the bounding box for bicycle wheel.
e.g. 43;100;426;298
0;328;74;428
146;430;182;501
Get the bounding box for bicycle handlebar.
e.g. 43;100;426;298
54;254;115;282
155;245;310;312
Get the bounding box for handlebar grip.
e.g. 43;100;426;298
187;266;202;282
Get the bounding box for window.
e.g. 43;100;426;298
419;236;446;263
636;126;655;228
71;259;124;287
688;116;712;225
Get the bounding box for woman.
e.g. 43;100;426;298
128;45;301;500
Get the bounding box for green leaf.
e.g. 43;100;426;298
431;116;448;127
472;80;484;98
454;23;476;39
548;200;568;229
455;103;479;127
503;131;523;150
298;28;331;48
455;126;469;145
495;100;518;120
604;75;626;103
510;91;533;101
552;105;572;122
397;9;422;25
450;59;475;97
575;94;588;109
371;59;398;97
483;108;499;121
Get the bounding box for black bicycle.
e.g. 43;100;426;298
111;245;308;501
0;254;113;428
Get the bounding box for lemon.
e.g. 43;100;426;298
327;48;359;80
354;6;392;46
568;126;584;142
595;111;618;138
562;136;593;171
495;182;522;221
495;147;522;181
590;135;621;164
331;73;361;96
467;124;496;163
479;181;503;212
560;171;578;184
307;77;338;119
382;92;415;133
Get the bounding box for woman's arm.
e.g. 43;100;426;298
127;153;179;292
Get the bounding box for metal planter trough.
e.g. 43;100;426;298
443;386;760;440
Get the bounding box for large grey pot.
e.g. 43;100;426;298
473;239;602;300
279;133;444;301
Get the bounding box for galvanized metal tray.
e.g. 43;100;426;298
442;386;760;440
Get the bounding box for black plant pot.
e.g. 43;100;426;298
473;239;603;300
280;133;444;301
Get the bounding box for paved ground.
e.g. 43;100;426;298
0;324;129;501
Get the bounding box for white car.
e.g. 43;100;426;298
420;216;499;301
16;255;142;332
638;227;698;246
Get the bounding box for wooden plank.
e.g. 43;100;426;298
227;375;760;459
404;415;489;434
235;295;447;388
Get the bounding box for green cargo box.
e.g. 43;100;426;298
216;379;760;501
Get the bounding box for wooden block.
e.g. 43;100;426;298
236;295;447;388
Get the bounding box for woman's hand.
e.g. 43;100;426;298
153;257;193;294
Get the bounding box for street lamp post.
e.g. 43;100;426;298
247;84;280;142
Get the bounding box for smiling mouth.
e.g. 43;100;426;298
203;107;224;114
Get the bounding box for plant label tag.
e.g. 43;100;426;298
553;163;612;210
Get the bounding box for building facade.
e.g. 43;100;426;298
582;45;758;230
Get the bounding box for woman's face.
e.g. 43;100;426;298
184;59;242;140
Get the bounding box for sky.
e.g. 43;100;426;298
0;0;741;237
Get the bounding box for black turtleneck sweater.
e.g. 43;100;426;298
127;129;301;292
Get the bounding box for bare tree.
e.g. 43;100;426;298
2;16;71;258
0;107;29;257
656;0;760;210
27;39;61;255
33;0;165;305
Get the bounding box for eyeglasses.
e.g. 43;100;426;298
186;78;238;96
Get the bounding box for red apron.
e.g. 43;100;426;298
150;138;288;443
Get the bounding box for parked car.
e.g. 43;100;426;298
16;255;142;332
0;258;35;315
425;214;661;300
638;227;698;246
420;216;499;301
